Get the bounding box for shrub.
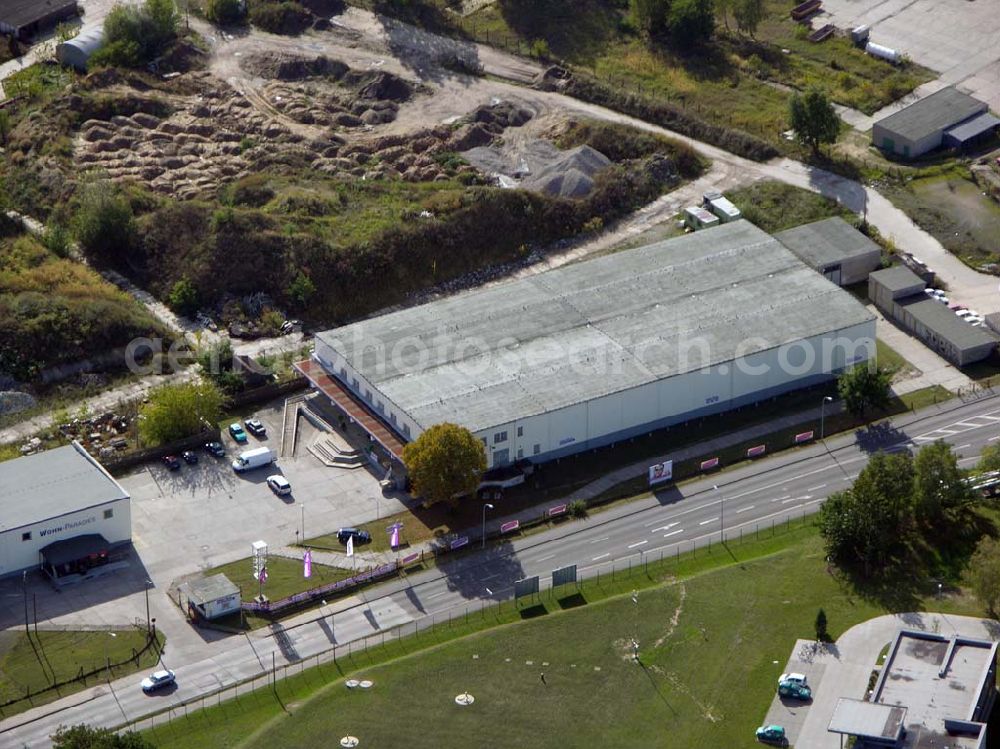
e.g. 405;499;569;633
92;0;179;68
248;1;312;35
167;277;199;315
530;38;551;59
569;499;588;517
206;0;245;24
72;176;137;266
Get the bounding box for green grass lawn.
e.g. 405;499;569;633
204;556;355;605
143;524;987;749
0;628;164;717
725;181;856;233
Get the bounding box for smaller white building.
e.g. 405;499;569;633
0;441;131;579
180;574;241;621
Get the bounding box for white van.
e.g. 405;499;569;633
232;447;275;473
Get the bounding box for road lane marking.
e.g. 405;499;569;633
806;484;827;491
651;523;679;533
663;529;684;538
426;591;449;599
589;537;610;544
957;444;971;450
592;553;610;561
537;554;556;562
699;517;718;525
736;505;755;513
990;435;1000;441
628;540;648;549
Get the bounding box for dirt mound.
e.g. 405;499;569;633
344;70;414;102
464;141;612;199
240;52;348;81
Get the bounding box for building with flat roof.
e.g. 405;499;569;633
830;630;997;749
869;266;998;366
873;88;999;159
301;221;875;470
775;217;882;286
0;0;79;41
0;442;131;579
180;574;241;621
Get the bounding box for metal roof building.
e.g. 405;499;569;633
869;266;998;366
775;216;882;286
0;441;131;578
830;630;997;749
306;221;875;469
56;26;105;71
873;88;996;159
0;0;78;41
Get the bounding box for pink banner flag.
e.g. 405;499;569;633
258;565;268;584
303;549;312;579
390;525;400;548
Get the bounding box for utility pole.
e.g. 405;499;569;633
713;484;724;544
820;396;834;440
22;571;29;636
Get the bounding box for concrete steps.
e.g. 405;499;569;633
307;437;367;469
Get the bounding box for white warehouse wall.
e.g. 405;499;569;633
0;498;131;577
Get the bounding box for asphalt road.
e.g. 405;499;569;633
4;390;1000;746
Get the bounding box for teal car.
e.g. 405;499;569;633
756;725;786;745
778;680;812;700
229;423;248;443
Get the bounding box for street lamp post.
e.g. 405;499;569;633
713;484;724;543
301;504;305;541
820;396;834;440
481;503;494;550
144;579;153;633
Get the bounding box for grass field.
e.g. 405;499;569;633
204;556;355;605
143;524;988;749
883;173;1000;269
725;181;856;233
0;628;165;716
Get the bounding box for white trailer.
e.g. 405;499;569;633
702;191;742;223
684;206;720;231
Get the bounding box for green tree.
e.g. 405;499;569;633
402;423;487;506
632;0;671;36
978;442;1000;473
205;0;245;24
287;271;316;308
667;0;714;47
815;608;828;642
836;363;892;420
140;381;223;445
52;724;155;748
732;0;763;36
72;176;137;266
168;277;199;315
912;440;973;522
789;88;841;154
818;451;915;577
94;0;178;67
964;536;1000;616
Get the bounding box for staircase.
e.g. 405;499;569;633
279;394;306;458
308;436;367;469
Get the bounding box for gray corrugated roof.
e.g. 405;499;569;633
0;443;129;531
775;216;880;271
870;265;924;293
944;111;1000;143
318;222;875;433
0;0;76;29
181;574;240;604
898;296;998;350
875;87;986;142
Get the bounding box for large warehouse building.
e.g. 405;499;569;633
0;442;131;579
0;0;79;41
300;222;875;469
872;87;999;159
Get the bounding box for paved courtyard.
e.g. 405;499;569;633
820;0;1000;112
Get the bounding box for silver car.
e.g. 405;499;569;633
141;669;175;693
266;475;292;496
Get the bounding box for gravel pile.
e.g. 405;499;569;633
464;141;611;199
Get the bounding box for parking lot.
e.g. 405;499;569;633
123;398;394;585
821;0;1000;112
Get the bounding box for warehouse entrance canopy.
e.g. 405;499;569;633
295;358;406;459
40;534;110;579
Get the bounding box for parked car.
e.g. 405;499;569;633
245;418;267;438
266;474;292;496
229;423;248;443
778;672;807;686
162;455;180;470
181;450;198;465
756;725;786;745
778;680;812;700
950;303;967;311
205;441;225;458
337;528;371;545
956;309;975;319
140;669;176;693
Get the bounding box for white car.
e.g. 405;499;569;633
956;310;975;320
779;672;807;686
141;669;176;693
266;474;292;496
